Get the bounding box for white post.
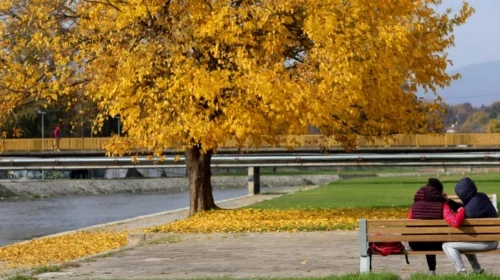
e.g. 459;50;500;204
493;194;497;213
359;219;370;273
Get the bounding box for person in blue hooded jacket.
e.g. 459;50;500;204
442;177;498;274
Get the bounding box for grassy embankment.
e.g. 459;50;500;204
249;173;500;209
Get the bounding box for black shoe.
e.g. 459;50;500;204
472;269;485;274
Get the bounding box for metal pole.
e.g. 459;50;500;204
90;121;93;179
81;116;84;151
359;219;370;273
41;114;44;151
248;166;260;195
37;110;46;151
41;113;44;180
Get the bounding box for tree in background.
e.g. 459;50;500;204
442;101;500;133
487;119;500;133
460;112;489;132
0;0;473;215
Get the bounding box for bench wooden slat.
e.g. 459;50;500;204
368;226;500;235
448;195;494;201
446;194;497;212
368;234;500;242
368;218;500;227
360;215;500;273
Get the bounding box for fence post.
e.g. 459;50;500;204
493;194;498;212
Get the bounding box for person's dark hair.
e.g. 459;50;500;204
427;178;443;193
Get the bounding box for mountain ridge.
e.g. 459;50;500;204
435;59;500;106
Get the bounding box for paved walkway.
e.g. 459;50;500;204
16;185;500;279
38;231;500;279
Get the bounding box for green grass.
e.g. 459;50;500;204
249;173;500;209
3;275;32;280
410;272;500;280
33;265;60;274
260;168;418;176
1;271;31;280
212;167;421;176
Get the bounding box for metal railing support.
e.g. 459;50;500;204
248;167;260;195
359;219;370;273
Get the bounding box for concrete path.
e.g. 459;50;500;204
38;231;500;279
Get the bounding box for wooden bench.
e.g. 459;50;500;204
359;218;500;273
448;194;497;212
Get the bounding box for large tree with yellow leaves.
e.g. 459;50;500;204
0;0;473;215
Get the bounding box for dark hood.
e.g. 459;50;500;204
414;185;446;202
455;177;477;204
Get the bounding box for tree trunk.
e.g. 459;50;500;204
185;146;218;216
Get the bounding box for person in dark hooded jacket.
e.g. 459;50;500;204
408;178;447;275
442;177;498;274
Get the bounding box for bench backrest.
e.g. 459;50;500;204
448;194;497;212
360;218;500;243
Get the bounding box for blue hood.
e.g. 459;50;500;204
455;177;477;204
455;177;498;218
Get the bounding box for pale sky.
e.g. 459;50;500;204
442;0;500;69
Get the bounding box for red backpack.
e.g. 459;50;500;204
369;241;405;256
368;241;409;270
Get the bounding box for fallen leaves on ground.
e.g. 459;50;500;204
146;208;408;233
0;231;127;268
0;207;408;268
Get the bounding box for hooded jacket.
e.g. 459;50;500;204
409;185;446;219
444;177;498;228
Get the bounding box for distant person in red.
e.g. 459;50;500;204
52;125;61;152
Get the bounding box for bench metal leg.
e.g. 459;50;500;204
359;218;370;273
360;256;371;273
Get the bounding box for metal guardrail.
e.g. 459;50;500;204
1;152;500;170
2;133;500;152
